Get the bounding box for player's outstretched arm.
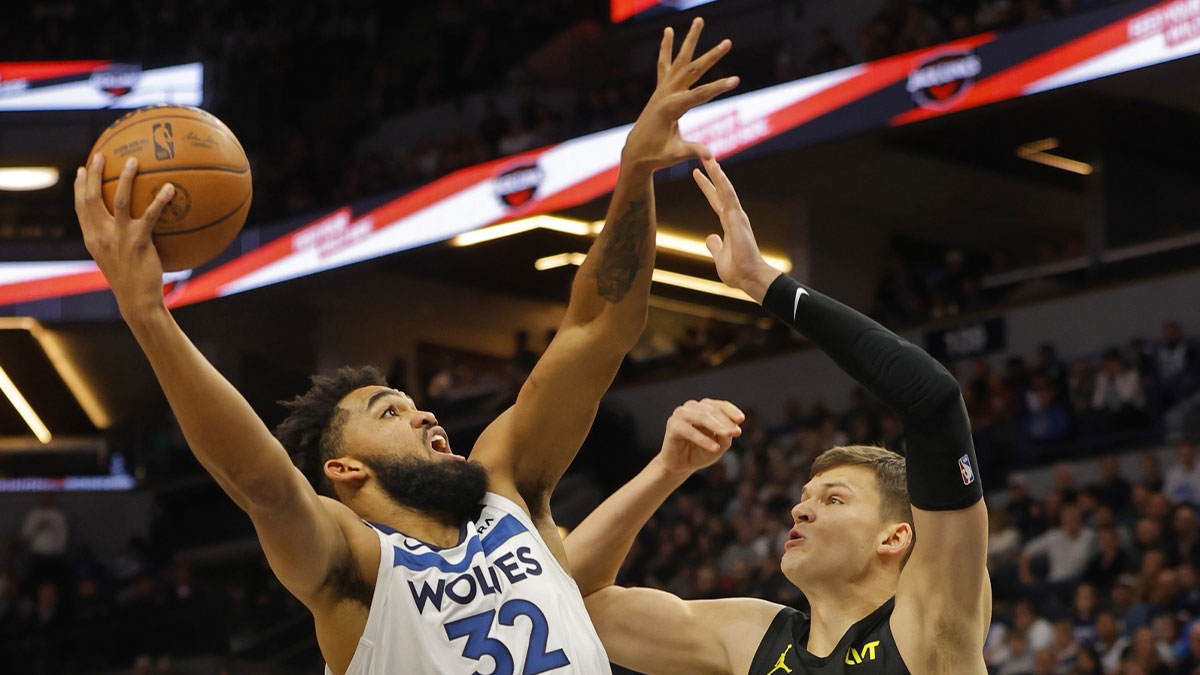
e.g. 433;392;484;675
472;19;740;524
585;586;781;675
566;398;776;675
695;156;990;673
75;155;353;606
565;398;744;595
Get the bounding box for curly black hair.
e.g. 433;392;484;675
275;365;388;498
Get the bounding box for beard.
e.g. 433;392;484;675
361;454;489;524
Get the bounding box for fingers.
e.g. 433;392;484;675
140;183;176;235
85;153;105;212
73;166;88;218
112;157;138;222
668;416;722;452
678;399;742;437
700;156;744;211
709;398;746;426
693;167;721;213
673;17;704;68
680;40;732;88
705;233;723;258
657;27;674;83
680;75;739;109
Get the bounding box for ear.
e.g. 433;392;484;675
325;457;368;488
878;521;913;560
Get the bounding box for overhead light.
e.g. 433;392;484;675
534;252;587;271
649;269;754;301
0;362;51;443
460;214;791;273
452;215;597;246
0;167;60;191
1017;138;1093;175
533;252;755;302
0;317;109;429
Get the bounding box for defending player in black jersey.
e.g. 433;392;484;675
565;156;990;675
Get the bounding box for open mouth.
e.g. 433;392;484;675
430;427;450;454
786;528;805;547
428;425;463;460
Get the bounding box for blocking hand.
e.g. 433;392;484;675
657;398;745;476
622;18;739;171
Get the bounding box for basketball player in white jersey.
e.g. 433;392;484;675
73;19;739;675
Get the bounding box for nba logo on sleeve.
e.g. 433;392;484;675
958;455;975;486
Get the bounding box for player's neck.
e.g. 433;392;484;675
801;574;895;658
354;495;464;548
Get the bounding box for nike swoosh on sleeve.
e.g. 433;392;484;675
793;287;809;320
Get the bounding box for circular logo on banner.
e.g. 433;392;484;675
906;50;982;110
494;163;545;208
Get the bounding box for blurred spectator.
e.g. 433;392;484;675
1072;583;1101;645
1164;438;1200;506
1095;611;1130;674
1069;359;1100;429
19;494;70;588
1097;453;1134;515
1072;644;1102;675
1035;342;1071;402
1175;620;1200;674
1167;503;1200;567
1093;349;1149;431
1143;454;1166;493
1033;645;1060;675
1007;473;1047;540
1024;374;1072;444
1020;502;1096;603
1122;626;1171;674
1154;321;1198;407
990;507;1024;571
1082;524;1131;593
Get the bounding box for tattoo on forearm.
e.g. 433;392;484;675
595;198;649;303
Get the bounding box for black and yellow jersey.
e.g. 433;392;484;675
748;598;910;675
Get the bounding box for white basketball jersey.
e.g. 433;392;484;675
329;492;612;675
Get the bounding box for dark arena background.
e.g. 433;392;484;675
2;0;1200;673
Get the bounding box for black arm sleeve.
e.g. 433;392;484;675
762;273;982;511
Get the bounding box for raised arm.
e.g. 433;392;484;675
694;156;991;673
472;19;740;520
74;155;358;609
565;398;779;675
565;398;744;595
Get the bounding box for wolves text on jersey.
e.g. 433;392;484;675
407;546;544;612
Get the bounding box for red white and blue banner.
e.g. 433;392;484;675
2;0;1196;312
0;61;203;111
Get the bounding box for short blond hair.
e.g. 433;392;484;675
811;445;913;532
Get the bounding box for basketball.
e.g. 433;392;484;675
87;104;252;272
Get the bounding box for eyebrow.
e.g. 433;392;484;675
366;389;412;411
800;480;856;500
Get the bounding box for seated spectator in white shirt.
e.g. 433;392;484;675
1163;437;1200;506
1092;349;1148;430
1021;501;1097;585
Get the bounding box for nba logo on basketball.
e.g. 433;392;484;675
906;50;981;110
153;122;176;160
958;454;975;486
494;163;544;208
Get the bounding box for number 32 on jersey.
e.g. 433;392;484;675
445;599;571;674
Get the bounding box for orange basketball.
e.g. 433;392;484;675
88;104;252;272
